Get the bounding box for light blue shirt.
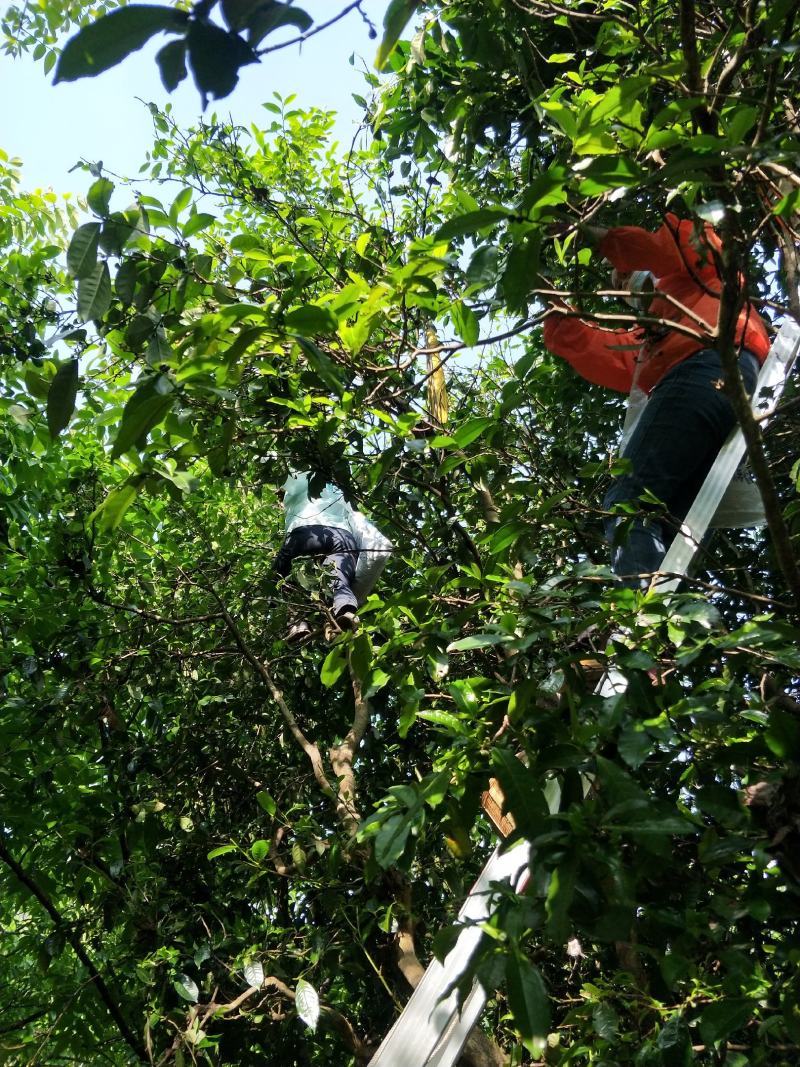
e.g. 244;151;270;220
282;473;354;535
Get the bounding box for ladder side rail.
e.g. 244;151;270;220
656;321;800;592
368;844;530;1067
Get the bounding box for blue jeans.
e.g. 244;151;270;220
603;348;759;588
274;524;359;615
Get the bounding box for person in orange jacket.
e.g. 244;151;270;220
543;213;770;588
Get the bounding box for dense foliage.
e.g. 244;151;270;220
1;2;799;1065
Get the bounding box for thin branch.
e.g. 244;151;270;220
0;837;146;1062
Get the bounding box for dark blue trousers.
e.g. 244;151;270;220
274;524;359;615
603;348;759;588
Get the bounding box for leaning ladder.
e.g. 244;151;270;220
368;320;800;1067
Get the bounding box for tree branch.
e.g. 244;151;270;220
0;836;146;1062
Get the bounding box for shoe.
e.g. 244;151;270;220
286;621;312;643
334;606;357;630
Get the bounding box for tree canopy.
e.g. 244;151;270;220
1;2;800;1065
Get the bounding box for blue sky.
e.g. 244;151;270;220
2;1;388;194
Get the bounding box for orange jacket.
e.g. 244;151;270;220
543;213;770;394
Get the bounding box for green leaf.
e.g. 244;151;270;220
186;20;257;102
453;417;493;448
207;843;237;860
292;335;344;395
450;301;479;346
174;973;199;1003
491;748;547;837
545;859;576;943
87;177;115;217
617;725;653;769
374;812;411;867
295;978;320;1032
156;38;187;92
246;1;313;45
435;209;509;242
447;632;511;652
111;374;175;458
286;305;339;336
46;360;79;439
243;960;264;987
698;998;753;1046
592;1002;619;1040
55;5;189;82
250;839;269;861
77;261;112;321
349;633;372;684
506;953;549;1045
67;222;101;279
94;482;140;532
321;645;347;687
182;212;217;238
255;790;276;816
376;0;423;70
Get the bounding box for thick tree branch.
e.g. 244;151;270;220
329;666;372;838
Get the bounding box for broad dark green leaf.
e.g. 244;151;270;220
111;374;175;457
55;5;189;82
77;261;111;320
156;38;188;92
246;1;313;45
255;790;276;816
698;998;753;1046
435;209;509;242
491;748;548;837
46;359;79;439
286;306;339;337
87;177;115;217
67;222;101;279
374;812;411;867
173;973;199;1003
186;21;257;102
292;335;344;395
295;978;320;1032
349;633;372;684
453;417;493;448
376;0;423;70
506;954;549;1044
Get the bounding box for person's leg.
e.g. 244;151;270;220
604;349;758;587
322;528;359;622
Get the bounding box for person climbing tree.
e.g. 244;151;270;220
542;212;771;588
273;471;393;640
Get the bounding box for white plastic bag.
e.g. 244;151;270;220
349;510;393;603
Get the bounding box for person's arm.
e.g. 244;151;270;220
543;312;641;393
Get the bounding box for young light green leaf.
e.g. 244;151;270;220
77;261;111;321
295;978;320;1031
250;839;269;861
182;212;217;238
450;301;479;347
94;482;140;532
46;359;79;439
110;374;175;458
446;632;512;652
375;0;423;70
207;843;238;860
255;790;276;816
55;5;189;83
67;222;101;279
321;645;347;687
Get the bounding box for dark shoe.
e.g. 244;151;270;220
334;606;357;630
286;621;312;643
